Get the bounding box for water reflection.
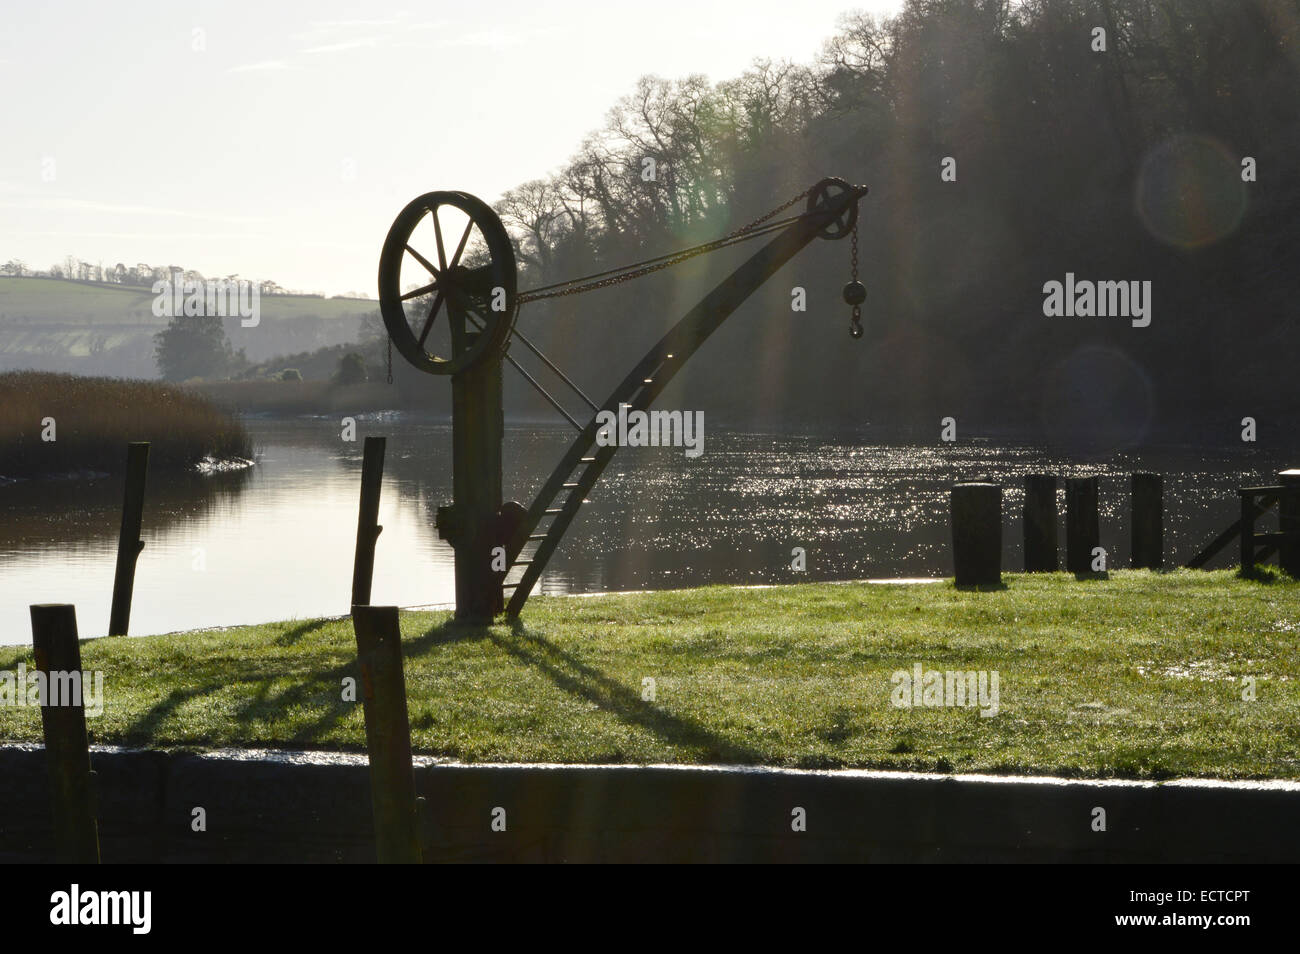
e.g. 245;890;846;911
0;413;1290;645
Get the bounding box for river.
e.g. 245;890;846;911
0;414;1290;644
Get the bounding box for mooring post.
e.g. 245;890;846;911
951;482;1002;587
449;330;504;623
1065;476;1101;575
1279;470;1300;577
1131;472;1163;570
351;605;422;864
1023;474;1058;572
352;436;387;607
108;441;149;636
30;604;100;864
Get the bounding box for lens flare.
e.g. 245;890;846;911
1135;134;1247;249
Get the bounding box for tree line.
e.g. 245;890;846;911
483;0;1300;450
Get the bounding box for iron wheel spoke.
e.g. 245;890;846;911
405;244;440;278
400;281;438;301
416;290;445;348
434;209;448;271
449;219;474;269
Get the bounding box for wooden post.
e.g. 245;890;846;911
951;483;1002;587
450;331;503;623
1065;477;1101;575
352;605;422;864
1240;492;1257;573
352;436;386;607
108;442;149;636
1131;473;1163;570
30;604;100;864
1279;470;1300;577
1023;474;1058;572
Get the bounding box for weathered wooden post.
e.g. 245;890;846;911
1066;476;1101;575
1131;473;1163;570
1023;474;1058;572
1279;470;1300;577
352;436;386;607
951;482;1002;586
30;604;100;864
351;604;422;864
108;441;149;636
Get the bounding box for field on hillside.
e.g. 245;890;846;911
0;277;374;324
0;277;379;376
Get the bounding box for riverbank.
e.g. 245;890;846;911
191;379;396;415
2;570;1296;778
0;371;252;479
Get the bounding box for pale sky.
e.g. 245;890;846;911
0;1;902;296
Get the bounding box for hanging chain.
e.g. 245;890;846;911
849;221;863;339
386;336;393;384
517;188;813;304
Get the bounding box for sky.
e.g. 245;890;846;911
0;0;902;297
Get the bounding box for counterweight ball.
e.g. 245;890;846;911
842;281;866;306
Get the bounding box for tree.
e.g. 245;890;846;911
496;178;565;277
153;314;236;381
334;351;368;386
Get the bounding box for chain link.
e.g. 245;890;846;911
517;188;813;304
386;336;394;384
849;221;863;339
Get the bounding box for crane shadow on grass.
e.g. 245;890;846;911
409;616;765;763
117;612;764;760
120;654;365;750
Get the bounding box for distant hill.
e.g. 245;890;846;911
0;277;379;378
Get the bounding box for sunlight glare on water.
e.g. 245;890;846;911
0;415;1287;644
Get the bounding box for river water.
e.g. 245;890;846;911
0;414;1290;644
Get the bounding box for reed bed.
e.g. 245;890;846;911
0;371;252;479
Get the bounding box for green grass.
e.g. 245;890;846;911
0;371;252;477
2;570;1298;779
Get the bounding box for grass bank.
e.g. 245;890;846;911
0;371;252;478
1;570;1297;778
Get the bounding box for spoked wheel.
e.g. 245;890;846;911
806;177;860;240
378;191;518;376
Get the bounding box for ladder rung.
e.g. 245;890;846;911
527;533;547;540
562;482;580;489
1251;531;1296;544
580;457;596;463
544;508;563;514
512;559;533;567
